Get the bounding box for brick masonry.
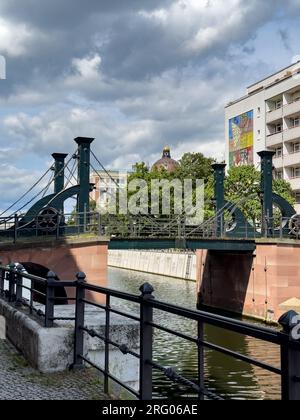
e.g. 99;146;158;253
0;237;109;303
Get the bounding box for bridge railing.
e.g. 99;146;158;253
0;263;76;327
0;211;297;242
0;211;104;244
0;263;300;400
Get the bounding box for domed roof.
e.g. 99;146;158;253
152;145;180;173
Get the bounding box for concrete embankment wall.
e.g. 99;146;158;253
108;250;197;281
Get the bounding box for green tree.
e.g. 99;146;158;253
175;152;215;181
225;165;295;225
127;154;216;220
128;162;174;216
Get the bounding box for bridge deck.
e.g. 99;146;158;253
109;237;256;252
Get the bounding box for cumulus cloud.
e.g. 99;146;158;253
0;18;34;57
0;163;45;212
1;0;300;209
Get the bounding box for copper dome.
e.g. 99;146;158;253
152;146;180;173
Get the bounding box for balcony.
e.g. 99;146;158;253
284;100;300;118
283;125;300;142
289;177;300;191
266;107;283;124
266;131;283;147
273;156;283;169
283;151;300;167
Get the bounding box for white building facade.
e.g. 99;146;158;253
225;61;300;213
90;170;129;211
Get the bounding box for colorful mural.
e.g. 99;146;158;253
229;110;254;167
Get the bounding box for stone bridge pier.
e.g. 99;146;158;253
0;237;109;303
196;239;300;322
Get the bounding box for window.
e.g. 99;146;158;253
275;99;282;109
275;170;283;180
292;167;300;178
293;142;300;153
275;147;282;158
275;123;283;133
292;117;300;128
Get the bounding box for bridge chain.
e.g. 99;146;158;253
83;327;139;358
149;361;224;400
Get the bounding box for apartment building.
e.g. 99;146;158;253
90;170;129;211
225;61;300;212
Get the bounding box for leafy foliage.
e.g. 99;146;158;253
225;165;295;224
174;152;215;181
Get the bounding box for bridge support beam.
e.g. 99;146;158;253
75;137;94;229
258;151;275;237
212;163;226;237
52;153;68;212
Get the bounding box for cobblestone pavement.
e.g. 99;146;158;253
0;339;109;400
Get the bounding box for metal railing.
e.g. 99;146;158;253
0;263;75;327
0;211;298;243
0;264;300;400
0;211;104;244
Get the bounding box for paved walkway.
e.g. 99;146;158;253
0;339;109;400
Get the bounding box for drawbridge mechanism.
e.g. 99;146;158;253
35;207;61;233
289;214;300;238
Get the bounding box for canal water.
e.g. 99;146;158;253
108;267;281;400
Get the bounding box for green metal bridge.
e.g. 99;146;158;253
0;137;298;251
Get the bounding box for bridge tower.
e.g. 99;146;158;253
75;137;94;219
52;153;68;212
258;150;276;237
212;163;226;236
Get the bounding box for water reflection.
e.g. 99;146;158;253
108;267;281;400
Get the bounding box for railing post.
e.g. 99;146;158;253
45;271;56;328
198;320;205;400
56;212;61;240
98;212;102;236
8;263;16;302
104;294;110;394
15;264;24;307
73;272;86;370
84;204;87;233
139;283;154;400
279;310;300;400
177;216;181;238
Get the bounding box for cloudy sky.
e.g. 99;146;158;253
1;0;300;211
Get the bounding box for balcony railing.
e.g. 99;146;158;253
284;100;300;118
267;125;300;146
289;177;300;191
266;131;284;147
267;99;300;113
266;107;283;124
284;125;300;142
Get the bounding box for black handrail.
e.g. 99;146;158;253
0;263;300;400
